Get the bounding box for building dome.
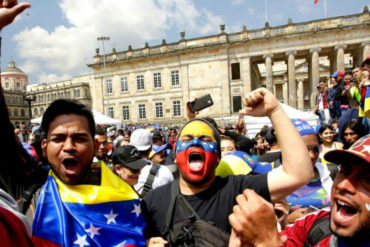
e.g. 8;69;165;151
1;61;27;76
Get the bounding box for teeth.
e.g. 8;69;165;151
337;200;351;207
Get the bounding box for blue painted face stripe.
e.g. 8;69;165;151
176;137;217;154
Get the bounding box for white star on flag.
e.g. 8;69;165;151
210;144;213;148
104;209;118;225
131;203;141;217
74;233;89;247
85;223;101;239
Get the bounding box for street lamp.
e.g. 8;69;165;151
23;92;35;123
97;36;110;116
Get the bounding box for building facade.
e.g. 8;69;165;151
1;61;30;126
27;74;93;118
87;8;370;124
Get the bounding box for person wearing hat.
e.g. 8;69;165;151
258;127;282;163
112;145;148;187
229;134;370;247
330;70;345;119
129;129;173;196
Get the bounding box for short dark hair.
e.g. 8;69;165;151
361;58;370;68
41;99;95;139
344;71;352;76
95;127;106;136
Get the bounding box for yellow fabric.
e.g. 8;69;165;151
179;120;216;142
215;155;253;177
51;161;138;204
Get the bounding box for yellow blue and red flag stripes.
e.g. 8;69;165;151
32;161;146;247
359;85;370;117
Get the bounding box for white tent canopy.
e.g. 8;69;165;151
31;110;121;128
214;103;319;138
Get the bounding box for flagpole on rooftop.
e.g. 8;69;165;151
264;0;268;23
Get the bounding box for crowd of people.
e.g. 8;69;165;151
0;1;369;247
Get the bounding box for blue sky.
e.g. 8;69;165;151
1;0;369;84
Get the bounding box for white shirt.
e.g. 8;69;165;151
134;161;174;195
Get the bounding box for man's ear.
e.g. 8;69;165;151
41;139;47;159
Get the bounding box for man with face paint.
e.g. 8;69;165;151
141;88;313;246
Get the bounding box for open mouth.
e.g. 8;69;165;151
62;158;79;175
188;153;204;171
335;199;358;222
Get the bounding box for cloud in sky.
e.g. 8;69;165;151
13;0;224;83
231;0;245;6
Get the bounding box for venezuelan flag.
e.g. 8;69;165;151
32;161;146;247
359;85;370;117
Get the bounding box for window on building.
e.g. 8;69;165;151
16;82;20;89
8;108;11;116
47;94;50;102
5;82;9;89
21;109;25;117
84;88;88;97
231;63;240;80
14;109;18;117
137;75;144;90
40;107;44;115
173;100;181;117
108;106;114;118
233;95;242;113
122;105;130;120
106;79;113;95
34;108;38;116
138;104;146;119
77;89;80;97
155;102;163;118
153;72;162;88
171;70;179;86
121;77;128;92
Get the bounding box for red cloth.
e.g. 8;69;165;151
0;207;34;247
314;0;319;3
280;209;331;247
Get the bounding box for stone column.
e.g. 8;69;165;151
309;47;321;109
286;50;297;108
297;80;304;110
334;44;347;72
263;54;274;93
282;82;288;104
361;42;370;61
241;57;252;96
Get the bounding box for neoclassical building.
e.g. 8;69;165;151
87;7;370;124
27;74;93;118
1;61;30;126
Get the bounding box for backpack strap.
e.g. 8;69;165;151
141;163;161;197
163;179;180;238
304;216;331;247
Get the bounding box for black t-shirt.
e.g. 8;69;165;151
141;174;270;239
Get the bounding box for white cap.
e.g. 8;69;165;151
130;129;152;151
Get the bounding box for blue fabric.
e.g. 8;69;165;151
33;174;146;247
291;119;316;136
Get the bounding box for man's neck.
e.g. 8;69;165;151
179;175;215;195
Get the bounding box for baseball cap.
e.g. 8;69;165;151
331;70;344;78
324;134;370;165
291;119;316;136
152;130;162;140
130;129;152;151
215;151;273;177
112;145;148;170
149;144;167;158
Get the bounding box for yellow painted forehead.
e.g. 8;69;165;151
179;121;216;142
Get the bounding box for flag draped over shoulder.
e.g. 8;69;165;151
359;85;370;117
32;161;146;247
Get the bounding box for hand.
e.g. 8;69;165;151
287;208;309;224
228;229;242;247
229;189;283;247
186;100;199;120
242;88;281;118
273;199;289;230
147;237;168;247
218;127;226;135
0;0;30;30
